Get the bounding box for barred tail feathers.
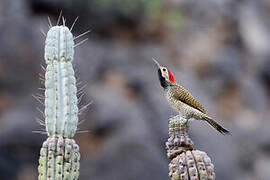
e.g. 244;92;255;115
203;116;230;135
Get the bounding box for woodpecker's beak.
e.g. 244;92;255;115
152;58;161;68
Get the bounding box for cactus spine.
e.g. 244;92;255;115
166;115;216;180
38;24;81;180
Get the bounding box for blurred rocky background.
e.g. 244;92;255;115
0;0;270;179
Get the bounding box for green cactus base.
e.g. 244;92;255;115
38;137;80;180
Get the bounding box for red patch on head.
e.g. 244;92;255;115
169;71;176;83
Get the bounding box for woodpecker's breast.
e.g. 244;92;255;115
165;88;186;112
164;87;202;119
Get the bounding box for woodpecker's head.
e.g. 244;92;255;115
152;58;176;89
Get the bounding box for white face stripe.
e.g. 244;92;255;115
160;66;169;80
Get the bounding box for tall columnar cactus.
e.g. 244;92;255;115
38;23;82;180
166;115;215;180
44;25;78;138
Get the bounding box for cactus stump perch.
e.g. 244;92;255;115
166;115;215;180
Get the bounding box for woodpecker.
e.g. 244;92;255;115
153;58;230;135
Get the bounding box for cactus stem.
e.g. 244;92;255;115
38;23;84;179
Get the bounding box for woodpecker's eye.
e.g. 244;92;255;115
162;68;166;72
